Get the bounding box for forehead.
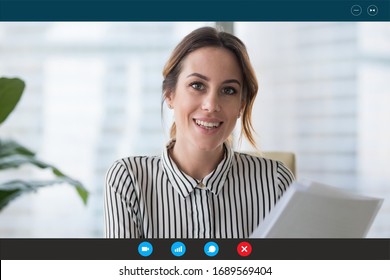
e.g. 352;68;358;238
180;47;243;80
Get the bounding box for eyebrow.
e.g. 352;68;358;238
187;73;242;87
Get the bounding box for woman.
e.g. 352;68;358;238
105;26;294;238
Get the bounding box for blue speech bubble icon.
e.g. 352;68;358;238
204;241;219;257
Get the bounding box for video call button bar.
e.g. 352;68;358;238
1;239;389;260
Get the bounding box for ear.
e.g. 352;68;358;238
238;102;245;118
164;90;175;109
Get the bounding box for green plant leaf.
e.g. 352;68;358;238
0;180;47;211
0;179;87;211
0;77;88;212
0;77;25;125
0;188;21;211
0;154;52;170
0;154;89;205
0;139;35;158
75;185;89;205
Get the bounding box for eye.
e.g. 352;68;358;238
222;87;237;95
190;82;205;91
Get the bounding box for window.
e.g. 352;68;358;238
1;22;389;237
0;22;213;237
236;22;390;237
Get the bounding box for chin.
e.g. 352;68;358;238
195;139;224;152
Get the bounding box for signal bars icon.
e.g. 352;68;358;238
171;241;186;257
174;246;184;253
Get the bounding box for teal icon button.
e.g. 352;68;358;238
204;241;219;257
171;241;186;257
367;5;378;16
138;241;153;257
351;5;362;16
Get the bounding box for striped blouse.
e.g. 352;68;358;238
104;141;294;238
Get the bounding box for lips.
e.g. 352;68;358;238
194;118;222;129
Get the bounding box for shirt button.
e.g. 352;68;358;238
198;182;205;189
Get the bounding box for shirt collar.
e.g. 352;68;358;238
162;139;234;198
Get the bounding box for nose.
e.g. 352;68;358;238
201;93;220;112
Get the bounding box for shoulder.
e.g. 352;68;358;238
234;151;294;179
232;151;281;174
106;155;161;190
234;151;278;166
106;155;161;179
108;155;161;173
234;152;294;194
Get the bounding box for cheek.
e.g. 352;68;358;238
173;90;198;112
225;100;242;116
173;96;196;122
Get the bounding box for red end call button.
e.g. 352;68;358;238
237;241;252;257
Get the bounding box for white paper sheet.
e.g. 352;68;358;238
250;180;384;238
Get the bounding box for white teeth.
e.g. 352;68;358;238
195;119;221;129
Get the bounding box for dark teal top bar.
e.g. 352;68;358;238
0;0;389;21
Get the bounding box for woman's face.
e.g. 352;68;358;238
167;47;244;152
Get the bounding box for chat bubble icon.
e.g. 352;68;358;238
204;242;219;257
208;245;216;253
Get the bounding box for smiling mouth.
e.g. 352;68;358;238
194;119;222;129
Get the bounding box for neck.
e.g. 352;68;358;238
169;141;224;181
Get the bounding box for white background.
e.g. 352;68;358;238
2;260;390;280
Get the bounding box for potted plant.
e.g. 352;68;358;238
0;77;88;211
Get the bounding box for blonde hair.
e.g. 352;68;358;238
162;26;259;148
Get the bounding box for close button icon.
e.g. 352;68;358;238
367;5;378;16
237;241;252;257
